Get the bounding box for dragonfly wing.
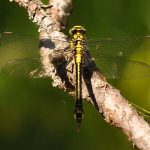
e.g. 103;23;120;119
87;37;150;79
0;32;70;78
92;52;150;79
0;32;39;46
2;33;150;79
87;36;150;57
2;58;46;78
0;32;40;59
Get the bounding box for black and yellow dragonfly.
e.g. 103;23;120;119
1;26;150;128
69;26;86;129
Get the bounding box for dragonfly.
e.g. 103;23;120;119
1;27;150;128
69;26;86;129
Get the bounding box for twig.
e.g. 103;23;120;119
49;0;72;29
10;0;150;149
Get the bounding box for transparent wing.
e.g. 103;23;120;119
0;32;39;47
0;32;45;78
1;32;150;79
0;32;39;58
2;58;45;78
87;36;150;79
87;36;150;56
0;32;66;78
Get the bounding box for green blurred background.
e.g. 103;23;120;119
0;0;150;150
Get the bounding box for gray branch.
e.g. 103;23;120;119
49;0;72;29
10;0;150;149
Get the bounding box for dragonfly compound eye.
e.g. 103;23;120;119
69;25;86;35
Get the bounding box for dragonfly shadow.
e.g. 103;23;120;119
39;38;74;90
39;39;55;49
83;62;99;111
54;61;74;90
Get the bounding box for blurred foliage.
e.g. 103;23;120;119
0;0;150;150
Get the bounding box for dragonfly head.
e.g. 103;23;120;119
69;25;86;35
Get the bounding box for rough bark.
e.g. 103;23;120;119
10;0;150;149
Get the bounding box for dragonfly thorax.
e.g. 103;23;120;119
69;26;87;53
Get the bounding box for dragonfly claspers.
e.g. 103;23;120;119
69;25;87;129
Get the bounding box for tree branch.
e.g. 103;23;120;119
10;0;150;149
49;0;72;29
